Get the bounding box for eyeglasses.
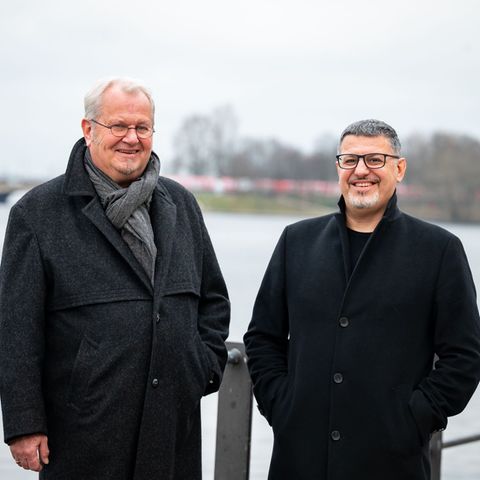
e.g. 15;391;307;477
336;153;400;170
90;119;154;139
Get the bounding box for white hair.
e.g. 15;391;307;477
84;77;155;121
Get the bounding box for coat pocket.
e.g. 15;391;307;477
159;287;210;404
66;335;100;412
387;384;425;457
193;331;211;391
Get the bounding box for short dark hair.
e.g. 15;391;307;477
338;119;401;154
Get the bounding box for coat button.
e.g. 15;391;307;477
331;430;341;441
155;313;160;323
151;378;159;388
333;373;344;384
339;316;349;327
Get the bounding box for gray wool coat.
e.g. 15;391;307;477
244;194;480;480
0;138;230;480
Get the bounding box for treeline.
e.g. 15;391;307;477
170;106;480;223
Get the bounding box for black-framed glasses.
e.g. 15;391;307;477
90;119;154;139
336;153;400;170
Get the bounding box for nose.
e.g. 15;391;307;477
122;127;140;143
353;157;370;175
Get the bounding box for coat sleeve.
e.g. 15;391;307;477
196;206;230;396
0;204;48;444
243;227;290;424
412;235;480;440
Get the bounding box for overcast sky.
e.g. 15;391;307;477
1;0;479;179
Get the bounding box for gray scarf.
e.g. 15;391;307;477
84;150;160;285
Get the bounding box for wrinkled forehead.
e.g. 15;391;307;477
99;87;154;121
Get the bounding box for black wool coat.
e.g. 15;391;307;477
0;138;230;479
244;194;480;480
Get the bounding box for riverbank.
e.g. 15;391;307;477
195;192;337;216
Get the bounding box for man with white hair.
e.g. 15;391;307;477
0;77;230;479
244;119;480;480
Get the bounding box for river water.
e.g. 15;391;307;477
0;201;479;479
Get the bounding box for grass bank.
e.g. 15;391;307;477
194;192;337;217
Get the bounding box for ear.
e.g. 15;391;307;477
396;157;407;182
335;161;342;181
81;118;93;147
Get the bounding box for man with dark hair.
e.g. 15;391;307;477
0;77;230;479
244;119;480;480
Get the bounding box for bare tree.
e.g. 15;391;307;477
172;105;239;176
210;105;239;176
423;133;480;222
172;115;213;175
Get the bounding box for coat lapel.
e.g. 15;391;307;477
81;199;154;293
335;212;351;283
150;181;177;297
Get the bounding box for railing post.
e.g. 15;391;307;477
429;431;443;480
214;341;253;480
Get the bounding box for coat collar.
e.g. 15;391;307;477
62;138;175;295
334;191;402;283
62;138;97;197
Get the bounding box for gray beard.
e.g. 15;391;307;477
347;191;380;209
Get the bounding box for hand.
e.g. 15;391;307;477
10;434;49;472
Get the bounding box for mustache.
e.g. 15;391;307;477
348;175;380;184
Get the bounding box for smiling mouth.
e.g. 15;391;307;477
117;149;140;155
352;181;376;187
350;180;378;188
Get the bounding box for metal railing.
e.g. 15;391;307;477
430;430;480;480
215;342;480;480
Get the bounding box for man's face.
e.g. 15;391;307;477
337;135;406;214
81;87;154;186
